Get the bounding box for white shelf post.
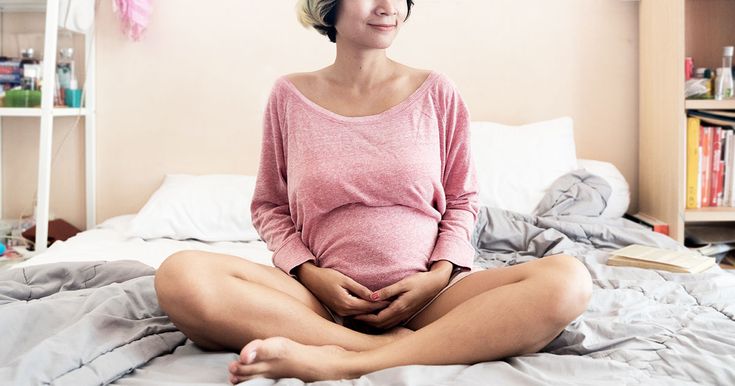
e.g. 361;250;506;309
35;0;60;252
84;19;96;230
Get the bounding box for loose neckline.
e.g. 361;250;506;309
280;71;438;123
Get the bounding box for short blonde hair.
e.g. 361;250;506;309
296;0;414;43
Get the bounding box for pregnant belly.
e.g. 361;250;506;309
307;204;439;292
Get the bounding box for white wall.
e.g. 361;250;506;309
2;0;640;228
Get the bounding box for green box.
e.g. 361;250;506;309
5;89;42;107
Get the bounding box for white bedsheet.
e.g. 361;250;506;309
14;215;275;269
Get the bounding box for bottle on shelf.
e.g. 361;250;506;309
19;48;39;69
714;46;734;100
56;48;74;106
21;66;38;91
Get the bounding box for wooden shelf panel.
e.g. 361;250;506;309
685;207;735;222
0;108;88;117
685;99;735;110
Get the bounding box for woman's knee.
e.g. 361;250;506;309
155;250;220;323
538;254;593;327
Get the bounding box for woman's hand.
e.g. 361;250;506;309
352;264;453;329
296;262;390;317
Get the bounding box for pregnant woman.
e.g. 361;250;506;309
155;0;593;383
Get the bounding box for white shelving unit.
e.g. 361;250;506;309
0;0;96;253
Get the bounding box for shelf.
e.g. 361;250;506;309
685;99;735;110
685;207;735;222
0;107;87;117
0;0;46;12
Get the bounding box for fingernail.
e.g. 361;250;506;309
371;292;380;301
246;350;256;364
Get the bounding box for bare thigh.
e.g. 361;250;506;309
156;251;333;326
405;254;586;330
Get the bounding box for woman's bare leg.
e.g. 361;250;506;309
227;254;593;383
154;251;411;352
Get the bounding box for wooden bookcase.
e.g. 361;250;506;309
639;0;735;243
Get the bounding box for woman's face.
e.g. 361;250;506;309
334;0;408;49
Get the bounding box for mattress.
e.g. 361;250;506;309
15;214;275;270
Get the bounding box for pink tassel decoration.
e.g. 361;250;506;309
112;0;153;41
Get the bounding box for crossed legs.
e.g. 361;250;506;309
155;252;593;383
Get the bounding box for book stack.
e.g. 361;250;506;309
0;61;22;91
623;212;669;236
686;111;735;208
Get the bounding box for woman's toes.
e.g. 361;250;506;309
238;338;264;364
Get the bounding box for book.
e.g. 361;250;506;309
712;127;722;206
702;126;712;207
607;244;716;273
692;242;735;257
689;110;735;126
724;130;733;206
623;212;669;235
686;117;700;209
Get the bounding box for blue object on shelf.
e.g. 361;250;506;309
0;243;5;256
65;88;82;107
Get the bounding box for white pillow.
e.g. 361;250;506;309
470;117;578;215
128;174;260;242
577;159;630;218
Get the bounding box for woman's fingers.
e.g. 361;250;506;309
341;277;374;301
353;300;408;328
371;280;407;301
340;296;390;316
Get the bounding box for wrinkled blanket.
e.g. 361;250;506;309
0;261;186;385
1;170;734;385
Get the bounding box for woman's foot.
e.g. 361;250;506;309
227;337;360;383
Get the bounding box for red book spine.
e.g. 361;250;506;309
702;127;711;207
712;127;723;207
652;224;670;236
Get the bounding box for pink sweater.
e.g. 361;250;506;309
250;71;480;292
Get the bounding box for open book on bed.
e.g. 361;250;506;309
607;244;716;273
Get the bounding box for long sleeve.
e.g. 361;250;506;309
250;83;316;276
428;85;481;272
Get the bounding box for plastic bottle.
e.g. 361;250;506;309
65;78;82;107
19;48;39;69
21;66;38;91
56;48;74;105
715;46;734;100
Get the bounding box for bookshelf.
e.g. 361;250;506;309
0;0;96;253
639;0;735;243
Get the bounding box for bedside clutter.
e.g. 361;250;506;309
21;219;82;251
685;223;735;265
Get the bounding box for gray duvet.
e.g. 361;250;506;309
1;170;734;386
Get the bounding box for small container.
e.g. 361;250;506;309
6;88;42;107
694;67;714;98
65;79;82;107
685;57;694;80
19;48;39;70
56;48;74;105
21;65;39;91
715;46;734;100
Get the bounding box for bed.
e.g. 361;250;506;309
1;118;734;385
